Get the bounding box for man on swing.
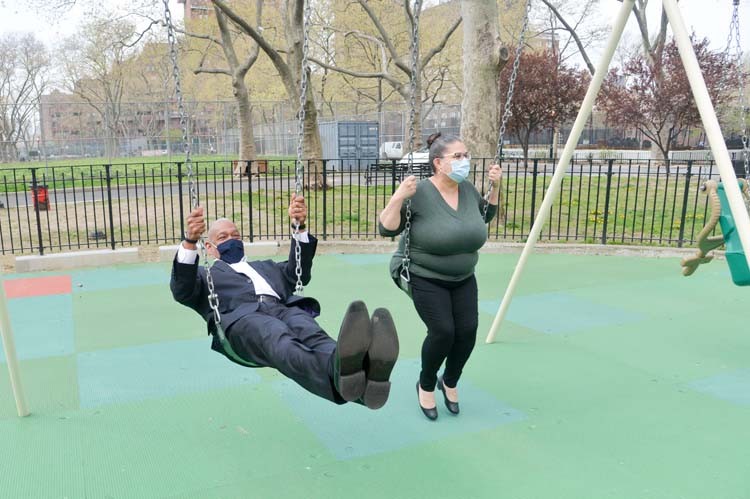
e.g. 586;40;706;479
170;194;399;409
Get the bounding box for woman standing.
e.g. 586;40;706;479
379;133;501;420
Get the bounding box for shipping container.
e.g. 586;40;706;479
320;121;380;171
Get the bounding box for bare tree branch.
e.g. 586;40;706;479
194;67;232;76
211;0;294;88
421;17;462;70
538;0;595;75
355;0;409;74
308;55;403;88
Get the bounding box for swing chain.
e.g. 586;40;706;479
484;0;531;221
402;0;422;279
727;0;750;210
292;0;312;295
163;0;221;324
730;2;750;192
494;0;532;165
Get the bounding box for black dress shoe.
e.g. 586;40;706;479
333;301;372;401
437;377;460;415
362;308;399;410
416;381;438;421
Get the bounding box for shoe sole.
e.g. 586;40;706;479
363;308;399;409
336;301;372;401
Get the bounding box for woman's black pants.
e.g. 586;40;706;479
409;274;478;391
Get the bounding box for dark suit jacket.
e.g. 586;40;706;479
170;235;321;336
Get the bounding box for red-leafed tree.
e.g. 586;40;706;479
599;37;736;164
499;50;589;165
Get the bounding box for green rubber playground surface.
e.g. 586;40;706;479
1;251;749;499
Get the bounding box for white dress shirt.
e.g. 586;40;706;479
176;232;310;299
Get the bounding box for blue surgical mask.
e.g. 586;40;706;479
216;238;245;264
447;158;470;183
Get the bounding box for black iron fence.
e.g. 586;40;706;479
0;158;741;256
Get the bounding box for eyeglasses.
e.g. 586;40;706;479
441;152;471;160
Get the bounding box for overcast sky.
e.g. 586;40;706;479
0;0;747;66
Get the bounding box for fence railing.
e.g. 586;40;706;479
0;158;742;256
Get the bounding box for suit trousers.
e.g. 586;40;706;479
226;301;343;403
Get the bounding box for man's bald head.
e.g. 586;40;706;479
207;218;237;243
205;218;240;259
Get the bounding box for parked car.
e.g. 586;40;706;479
380;141;403;160
398;147;430;167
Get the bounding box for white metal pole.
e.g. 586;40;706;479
0;283;29;417
662;0;750;271
486;0;635;344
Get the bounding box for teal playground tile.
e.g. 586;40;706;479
70;265;170;293
480;292;643;335
76;338;262;408
333;254;392;266
688;369;750;407
0;294;74;361
273;359;525;460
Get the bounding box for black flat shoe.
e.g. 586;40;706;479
437;377;460;415
416;381;438;421
362;308;399;410
333;301;372;401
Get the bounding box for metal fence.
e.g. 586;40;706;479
13;98;722;162
0;157;741;256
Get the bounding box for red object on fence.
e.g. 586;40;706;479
30;185;49;210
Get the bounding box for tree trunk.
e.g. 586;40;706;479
460;0;507;219
552;127;560;160
521;129;531;168
234;76;258;175
284;0;324;188
651;125;671;165
302;92;325;189
459;0;505;159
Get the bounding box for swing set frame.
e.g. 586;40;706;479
486;0;750;343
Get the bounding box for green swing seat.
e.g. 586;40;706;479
715;182;750;286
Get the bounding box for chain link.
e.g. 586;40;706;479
483;0;532;221
292;0;312;294
163;0;221;324
726;0;750;210
401;0;422;280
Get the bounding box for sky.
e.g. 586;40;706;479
0;0;747;65
0;0;185;43
598;0;749;54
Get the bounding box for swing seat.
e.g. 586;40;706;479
214;324;263;368
716;182;750;286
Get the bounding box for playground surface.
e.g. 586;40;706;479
1;251;748;499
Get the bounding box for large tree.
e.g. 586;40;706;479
0;34;50;162
308;0;462;151
181;2;263;173
599;38;735;164
59;17;138;157
212;0;326;187
500;50;588;164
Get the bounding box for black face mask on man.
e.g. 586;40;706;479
216;238;244;264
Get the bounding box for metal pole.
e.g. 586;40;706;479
486;0;635;344
0;283;30;417
662;0;750;271
104;164;116;251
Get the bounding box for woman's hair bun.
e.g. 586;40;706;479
426;132;442;147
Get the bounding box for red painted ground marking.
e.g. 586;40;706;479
3;275;72;298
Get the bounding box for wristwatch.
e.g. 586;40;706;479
183;235;199;244
292;223;306;231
